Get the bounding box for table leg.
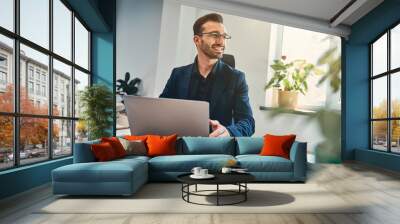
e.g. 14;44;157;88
195;184;197;192
187;184;190;202
217;184;219;206
245;183;247;201
181;184;183;199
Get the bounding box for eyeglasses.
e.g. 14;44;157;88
199;32;232;40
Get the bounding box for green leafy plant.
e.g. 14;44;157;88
116;72;141;96
316;46;341;93
265;56;318;95
79;84;113;140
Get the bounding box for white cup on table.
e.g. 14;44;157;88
191;167;202;176
199;169;208;176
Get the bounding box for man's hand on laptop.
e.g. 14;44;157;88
209;120;230;137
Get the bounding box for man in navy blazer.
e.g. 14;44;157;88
160;13;255;137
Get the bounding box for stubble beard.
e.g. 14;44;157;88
200;42;224;59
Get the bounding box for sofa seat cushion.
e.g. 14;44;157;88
236;155;293;172
149;154;235;172
116;155;150;163
53;159;147;183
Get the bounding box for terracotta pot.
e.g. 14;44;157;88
278;90;298;109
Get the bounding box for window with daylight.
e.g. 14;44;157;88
371;23;400;154
265;24;341;110
0;0;91;170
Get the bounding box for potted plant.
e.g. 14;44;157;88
75;120;88;141
116;72;141;101
79;84;114;140
265;56;316;109
116;72;142;132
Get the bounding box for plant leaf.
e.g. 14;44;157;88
125;72;130;82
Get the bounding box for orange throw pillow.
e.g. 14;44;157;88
124;135;148;141
101;137;127;158
259;134;296;159
146;134;177;157
91;142;118;161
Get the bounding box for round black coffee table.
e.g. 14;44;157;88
177;173;255;206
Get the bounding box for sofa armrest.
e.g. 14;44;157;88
289;141;307;181
73;141;99;163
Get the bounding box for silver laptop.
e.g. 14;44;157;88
123;96;209;137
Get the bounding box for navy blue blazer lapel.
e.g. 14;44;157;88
210;61;230;113
179;64;193;99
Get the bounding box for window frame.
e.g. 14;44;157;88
0;53;8;88
0;0;92;171
370;20;400;154
0;71;7;85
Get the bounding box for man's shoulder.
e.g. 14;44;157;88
172;63;194;76
219;60;245;80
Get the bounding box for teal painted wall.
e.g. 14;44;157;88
92;32;114;89
343;43;369;159
91;32;115;135
355;149;400;172
343;0;400;171
0;158;72;199
91;0;116;134
66;0;110;32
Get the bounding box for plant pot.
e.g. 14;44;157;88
264;87;280;107
278;90;298;109
271;87;279;107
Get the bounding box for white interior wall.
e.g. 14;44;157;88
116;0;163;97
153;0;182;97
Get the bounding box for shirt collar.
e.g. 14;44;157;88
193;56;219;80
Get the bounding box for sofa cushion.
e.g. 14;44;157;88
91;142;118;161
124;135;148;142
53;159;147;183
147;134;178;157
179;137;235;155
260;134;296;159
101;137;127;158
236;155;293;172
235;137;263;155
124;135;149;149
148;154;235;172
119;138;147;156
115;155;150;163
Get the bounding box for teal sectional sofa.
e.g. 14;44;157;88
52;137;307;196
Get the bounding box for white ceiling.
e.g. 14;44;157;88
176;0;384;37
223;0;353;24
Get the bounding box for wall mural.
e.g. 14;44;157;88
115;6;342;163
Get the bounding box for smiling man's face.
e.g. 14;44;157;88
194;21;226;59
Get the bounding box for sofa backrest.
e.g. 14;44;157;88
73;137;304;161
178;137;235;155
235;137;263;155
73;139;100;163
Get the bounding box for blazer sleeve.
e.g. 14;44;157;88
226;72;255;137
159;68;177;98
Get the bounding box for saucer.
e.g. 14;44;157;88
190;174;215;179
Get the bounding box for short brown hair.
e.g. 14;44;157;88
193;13;223;35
